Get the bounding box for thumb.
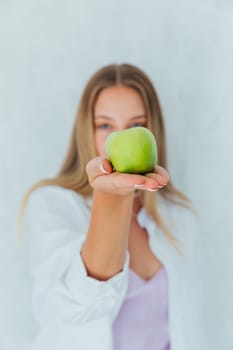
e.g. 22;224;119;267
86;156;113;183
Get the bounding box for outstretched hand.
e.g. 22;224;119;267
86;156;169;196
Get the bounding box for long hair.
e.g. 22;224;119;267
18;63;196;254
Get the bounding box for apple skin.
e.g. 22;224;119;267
105;127;158;174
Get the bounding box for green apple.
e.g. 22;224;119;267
105;126;158;174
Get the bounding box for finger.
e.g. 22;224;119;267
110;173;160;191
98;157;113;174
145;172;167;188
144;173;162;187
149;165;170;186
86;156;113;183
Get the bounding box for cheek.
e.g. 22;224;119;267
94;132;108;157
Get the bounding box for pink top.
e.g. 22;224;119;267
112;266;170;350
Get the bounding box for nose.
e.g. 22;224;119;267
114;124;129;132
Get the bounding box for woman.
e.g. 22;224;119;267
18;63;207;350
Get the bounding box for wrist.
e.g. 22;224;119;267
93;188;135;201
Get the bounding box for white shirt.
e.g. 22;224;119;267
24;185;208;350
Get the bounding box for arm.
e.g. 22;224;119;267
81;190;134;281
81;157;169;281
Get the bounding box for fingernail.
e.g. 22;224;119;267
99;162;109;174
147;188;158;192
134;184;144;188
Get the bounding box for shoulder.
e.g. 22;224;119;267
24;185;90;230
28;184;81;200
157;193;200;242
26;185;87;210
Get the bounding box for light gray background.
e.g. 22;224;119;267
0;1;232;349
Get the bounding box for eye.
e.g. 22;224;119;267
130;122;146;128
97;123;112;130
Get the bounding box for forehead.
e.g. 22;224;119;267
94;85;146;116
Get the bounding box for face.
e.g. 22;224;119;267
93;85;147;156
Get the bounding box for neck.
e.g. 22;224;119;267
132;195;143;217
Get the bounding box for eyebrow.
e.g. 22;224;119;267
94;115;146;120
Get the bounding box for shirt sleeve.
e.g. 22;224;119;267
24;186;130;342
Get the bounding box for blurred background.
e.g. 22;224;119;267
0;0;232;349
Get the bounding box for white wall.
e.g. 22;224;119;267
0;1;232;349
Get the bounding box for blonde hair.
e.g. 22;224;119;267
18;63;196;255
